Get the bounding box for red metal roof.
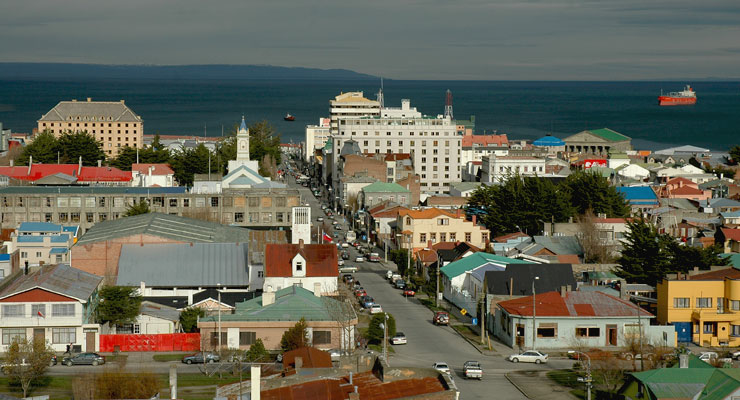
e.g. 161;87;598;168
264;243;338;277
282;347;332;369
462;133;509;147
720;227;740;242
498;290;652;318
688;267;740;281
493;231;530;243
78;166;132;182
132;163;175;176
0;164;131;182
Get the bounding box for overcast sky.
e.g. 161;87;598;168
2;0;739;80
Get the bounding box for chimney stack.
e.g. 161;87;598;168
250;366;261;400
472;215;477;225
679;354;689;368
314;282;322;297
262;288;275;306
427;240;432;249
560;286;566;297
299;239;305;249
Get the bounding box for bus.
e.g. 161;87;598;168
345;231;357;242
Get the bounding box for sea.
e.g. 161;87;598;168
1;79;739;151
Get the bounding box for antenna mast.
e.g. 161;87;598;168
377;77;385;108
444;89;454;120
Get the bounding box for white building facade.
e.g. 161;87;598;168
480;155;546;184
329;92;380;136
304;118;331;162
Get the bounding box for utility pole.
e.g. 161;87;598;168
436;250;441;308
480;291;486;345
532;276;539;350
382;313;389;364
218;285;222;354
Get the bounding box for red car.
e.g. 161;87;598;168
403;289;416;297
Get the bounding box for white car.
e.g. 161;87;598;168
369;304;383;314
699;352;719;362
432;362;451;374
339;265;358;273
390;332;407;345
341;242;350;248
317;217;324;222
338;259;345;266
507;350;548;364
355;256;365;262
386;270;394;280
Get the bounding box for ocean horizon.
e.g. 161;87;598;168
1;79;739;152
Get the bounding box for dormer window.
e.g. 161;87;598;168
296;262;303;272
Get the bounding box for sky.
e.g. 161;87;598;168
1;0;739;80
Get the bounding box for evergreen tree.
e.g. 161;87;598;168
57;131;106;165
616;219;677;286
245;338;269;362
561;170;630;217
367;313;396;344
280;318;309;352
669;243;730;272
16;131;60;165
729;145;740;165
124;201;150;216
97;286;143;327
179;307;206;333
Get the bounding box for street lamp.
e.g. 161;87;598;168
532;276;539;351
567;350;592;400
380;313;389;363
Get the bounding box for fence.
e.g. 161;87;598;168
99;333;201;352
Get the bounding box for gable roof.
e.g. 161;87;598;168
398;208;458;219
264;243;338;277
139;301;180;322
586;128;631;142
132;163;175;175
629;367;716;399
361;181;410;193
191;289;259;308
699;368;740;400
116;242;249;287
485;264;577;296
0;264;101;302
616;186;659;205
38;99;141;122
434;242;481;262
462;133;508;147
75;212;252;245
441;252;528;279
687;267;740;281
498;290;653;318
532;235;584;256
282;347;333;369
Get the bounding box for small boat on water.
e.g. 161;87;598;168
284;113;295;121
658;85;697;106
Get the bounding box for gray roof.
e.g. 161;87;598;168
0;186;186;195
75;212;252;245
0;264;102;302
339;140;361;156
654;145;711;155
533;235;583;256
39;100;142;122
659;198;698;211
116;242;249;287
140;301;181;321
449;182;482;192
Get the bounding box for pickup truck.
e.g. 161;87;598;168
433;311;450;326
463;361;483;380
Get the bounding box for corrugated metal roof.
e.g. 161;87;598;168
0;186;186;194
499;290;653;318
698;369;740;400
19;222;63;232
441;252;528;279
139;301;180;322
75;212;252;245
0;264;101;302
116;242;249;287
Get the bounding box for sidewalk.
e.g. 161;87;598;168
506;370;578;400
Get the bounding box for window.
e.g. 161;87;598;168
537;323;557;338
210;332;228;346
2;328;26;344
71;212;80;222
697;297;712;308
276;197;286;207
733;325;740;337
257;271;263;278
449;233;456;241
703;322;716;334
296;261;303;271
248;197;259;207
211;197;219;207
31;304;46;318
239;331;256;346
313;331;331;345
430;233;436;242
482;233;489;242
195;198;205;207
276;212;284;223
440;233;447;242
575;327;600;337
183;198;190;207
52;328;76;344
235;212;244;223
465;232;472;242
438;218;449;225
59;212;68;222
169;198;178;207
36;252;42;258
718;297;725;313
732;300;740;311
419;233;426;243
52;304;75;317
249;212;259;223
673;298;690;308
86;212;94;223
3;304;24;318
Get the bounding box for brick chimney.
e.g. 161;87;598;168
262;287;275;306
472;215;477;225
299;239;305;249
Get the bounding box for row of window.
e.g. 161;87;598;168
43;121;138;127
2;196;289;209
673;297;740;311
496;165;545;173
2;328;76;345
2;304;76;318
416;232;488;243
209;330;332;346
2;211;290;225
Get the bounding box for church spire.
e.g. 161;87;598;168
239;115;247;133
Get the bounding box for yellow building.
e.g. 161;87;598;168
395;208;490;252
657;267;740;346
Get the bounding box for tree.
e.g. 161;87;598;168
169;143;215;186
16;130;60;165
729;145;740;165
248;120;282;168
576;209;614;264
561;170;630;217
367;313;396;344
3;338;55;398
245;338;269;362
668;242;729;272
390;249;409;277
57;131;107;165
124;200;150;216
97;286;143;328
280;318;309;352
615;219;674;286
180;307;206;333
73;370;159;400
324;296;356;352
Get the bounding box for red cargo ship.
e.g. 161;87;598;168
658;85;697;106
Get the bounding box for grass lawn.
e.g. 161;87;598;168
104;354;128;363
153;353;191;362
547;369;585;398
418;298;446;312
451;324;477;336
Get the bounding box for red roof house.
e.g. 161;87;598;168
263;242;339;295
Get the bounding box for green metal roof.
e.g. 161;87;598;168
361;181;410;193
589;166;614;178
441;252;528;280
202;286;353;322
670;354;715;369
699;369;740;400
629;368;716;400
588;128;630;142
723;253;740;268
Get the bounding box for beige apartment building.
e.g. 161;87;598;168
37;98;143;156
395;208;490;251
329;92;380;136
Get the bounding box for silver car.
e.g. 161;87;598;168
508;350;548;364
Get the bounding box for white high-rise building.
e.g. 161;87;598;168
304;118;330;161
329;92;380;136
291;206;311;244
335;115;460;194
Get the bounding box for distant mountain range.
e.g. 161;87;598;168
0;63;377;81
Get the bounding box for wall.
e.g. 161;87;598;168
399;213;489;250
136;314;176;334
262;277;337;295
199;320;351;351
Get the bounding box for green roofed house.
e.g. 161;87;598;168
564;127;632;156
619;358;717;400
359;181;411;208
698;368;740;400
197;285;357;352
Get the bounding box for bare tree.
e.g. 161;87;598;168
576;209;614;264
2;338;55;398
591;353;625;395
323;288;358;354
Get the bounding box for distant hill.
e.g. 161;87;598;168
0;63;377;81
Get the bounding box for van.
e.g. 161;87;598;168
386;270;394;280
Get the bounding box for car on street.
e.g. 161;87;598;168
338;259;345;266
394;279;406;289
355;256;365;262
362;297;375;308
463;361;483;380
571;348;616;361
432;362;451;374
386;270;394;280
390;332;407;345
339;265;358;273
403;289;415;297
699;352;719;362
182;352;220;364
507;351;548;364
342;251;350;260
2;355;58;374
433;311;450;326
317;217;324;222
369;304;383;314
63;353;106;366
342;274;353;284
341;242;349;248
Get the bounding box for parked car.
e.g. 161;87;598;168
355;256;365;262
403;289;416;297
362;297;376;308
342;251;350;260
342;274;353;284
63;353;106;366
571;349;616;361
339;265;358;273
507;351;548;364
317;217;324;222
368;253;381;262
699;352;719;362
386;270;394;280
369;304;383;314
463;361;483;380
433;311;450;326
2;355;58;374
390;332;407;345
338;259;345;266
182;352;220;364
394;279;406;289
432;362;451;374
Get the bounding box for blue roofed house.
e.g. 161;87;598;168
616;186;660;214
9;222;78;268
533;135;565;156
440;252;529;318
0;253;11;281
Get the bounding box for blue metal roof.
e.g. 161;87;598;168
533;135;565;147
19;222;62;232
16;234;70;243
49;248;68;254
616;186;659;204
239;116;247;132
0;254;10;262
